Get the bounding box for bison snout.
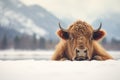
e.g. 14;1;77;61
75;48;88;61
76;48;87;55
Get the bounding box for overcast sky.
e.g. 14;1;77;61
20;0;120;23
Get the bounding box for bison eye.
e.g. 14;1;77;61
70;35;74;41
84;50;87;53
90;35;93;41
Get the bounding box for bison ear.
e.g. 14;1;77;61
57;29;69;40
93;30;106;40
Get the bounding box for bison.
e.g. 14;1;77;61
51;20;113;61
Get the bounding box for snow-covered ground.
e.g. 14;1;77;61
0;50;120;80
0;50;53;60
0;50;120;60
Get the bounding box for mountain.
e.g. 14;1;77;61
0;0;64;40
92;13;120;41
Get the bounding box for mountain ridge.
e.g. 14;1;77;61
0;0;64;40
92;12;120;41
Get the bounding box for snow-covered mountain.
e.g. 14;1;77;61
92;13;120;41
0;0;64;40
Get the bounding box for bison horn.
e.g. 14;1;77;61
94;22;102;32
58;22;67;31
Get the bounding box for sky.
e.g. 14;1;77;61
20;0;120;23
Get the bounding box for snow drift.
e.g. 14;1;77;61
0;50;120;80
0;60;120;80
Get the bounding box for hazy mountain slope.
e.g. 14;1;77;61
92;13;120;41
0;0;63;40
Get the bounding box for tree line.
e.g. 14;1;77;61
0;33;58;50
101;37;120;50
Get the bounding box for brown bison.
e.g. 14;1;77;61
51;20;113;61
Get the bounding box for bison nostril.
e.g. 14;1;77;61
84;50;87;53
76;49;80;53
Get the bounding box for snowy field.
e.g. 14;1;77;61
0;50;120;80
0;50;53;60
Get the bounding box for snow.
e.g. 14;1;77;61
0;50;53;60
4;10;47;36
0;50;119;60
0;50;120;80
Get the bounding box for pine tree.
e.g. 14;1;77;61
14;36;20;49
32;33;37;50
39;37;46;49
1;34;7;49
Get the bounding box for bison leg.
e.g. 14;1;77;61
60;57;68;61
93;41;113;60
51;41;67;60
93;55;113;60
93;55;103;60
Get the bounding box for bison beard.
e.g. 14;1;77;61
51;20;113;61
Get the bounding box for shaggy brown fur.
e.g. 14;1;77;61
51;20;113;61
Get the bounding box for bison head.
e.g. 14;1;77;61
57;20;105;61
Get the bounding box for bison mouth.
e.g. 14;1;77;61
75;56;88;61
